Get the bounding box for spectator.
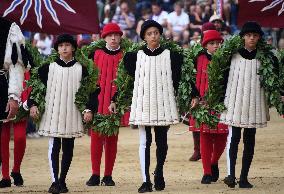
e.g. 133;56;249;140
188;5;203;32
166;1;190;42
209;14;224;32
278;38;284;49
97;0;105;22
189;30;201;46
228;0;239;33
203;5;213;23
102;0;119;25
136;8;152;41
222;26;232;40
266;35;273;45
151;1;168;28
135;0;152;18
223;0;231;26
201;22;216;33
159;0;175;12
112;1;136;39
32;33;53;57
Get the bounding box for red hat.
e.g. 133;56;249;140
201;22;216;33
202;30;223;47
101;23;123;38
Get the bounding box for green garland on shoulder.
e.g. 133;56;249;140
115;39;183;118
74;41;100;129
88;38;134;136
193;35;284;128
13;42;49;123
92;38;198;136
26;42;99;129
278;49;284;94
177;43;203;115
256;41;283;113
25;45;58;126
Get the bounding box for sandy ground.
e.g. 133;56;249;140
1;109;284;194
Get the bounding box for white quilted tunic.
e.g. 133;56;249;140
220;53;268;128
129;49;179;126
38;62;84;138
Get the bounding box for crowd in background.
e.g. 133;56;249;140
22;0;284;58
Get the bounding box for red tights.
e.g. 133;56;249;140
200;132;227;175
90;131;118;176
1;121;27;179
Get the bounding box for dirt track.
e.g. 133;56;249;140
1;109;284;194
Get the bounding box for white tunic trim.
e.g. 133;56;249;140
38;62;84;138
129;49;179;126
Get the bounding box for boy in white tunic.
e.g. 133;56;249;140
29;34;99;194
221;22;279;188
110;20;199;193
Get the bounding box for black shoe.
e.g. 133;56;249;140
59;181;69;193
86;175;100;186
130;124;138;129
101;176;115;186
223;175;236;188
0;179;11;188
154;175;165;191
138;182;153;193
11;172;24;186
201;174;212;184
239;179;253;188
48;182;60;194
189;151;201;161
211;164;219;182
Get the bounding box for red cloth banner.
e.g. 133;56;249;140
0;0;99;34
238;0;284;28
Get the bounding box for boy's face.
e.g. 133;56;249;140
205;40;221;54
58;42;74;61
243;32;260;50
144;27;160;48
104;33;121;50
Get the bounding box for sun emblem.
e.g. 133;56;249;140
249;0;284;15
3;0;76;28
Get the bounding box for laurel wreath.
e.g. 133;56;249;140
25;42;99;129
192;35;284;128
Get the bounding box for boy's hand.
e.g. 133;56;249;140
281;96;284;102
30;106;39;120
108;102;117;113
6;99;19;121
83;112;93;123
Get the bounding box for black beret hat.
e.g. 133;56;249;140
140;20;163;40
54;34;77;51
239;21;264;37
